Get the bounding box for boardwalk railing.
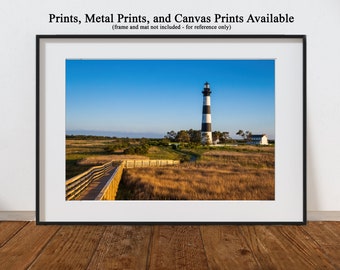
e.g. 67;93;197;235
66;159;181;200
66;161;116;200
95;163;124;200
95;159;180;200
123;159;180;168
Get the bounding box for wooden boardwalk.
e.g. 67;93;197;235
0;221;339;269
67;159;180;200
76;166;118;200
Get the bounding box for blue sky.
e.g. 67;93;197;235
66;59;275;139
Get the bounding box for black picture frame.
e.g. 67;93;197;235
36;35;306;224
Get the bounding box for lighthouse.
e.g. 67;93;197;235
201;82;212;144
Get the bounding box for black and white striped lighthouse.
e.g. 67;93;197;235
201;82;212;144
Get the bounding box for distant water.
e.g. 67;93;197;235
66;130;164;138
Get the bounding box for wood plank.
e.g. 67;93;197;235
302;222;340;269
240;225;337;270
200;225;260;269
0;221;28;247
29;225;106;269
87;225;152;269
267;225;336;269
0;222;60;269
318;246;340;270
148;225;209;270
303;221;340;246
0;221;338;269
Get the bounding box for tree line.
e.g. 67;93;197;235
164;129;232;144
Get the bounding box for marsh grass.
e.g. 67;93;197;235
117;147;275;200
67;138;275;200
66;139;143;179
66;139;112;179
145;146;185;160
66;138;185;179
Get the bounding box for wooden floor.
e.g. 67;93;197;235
0;221;339;269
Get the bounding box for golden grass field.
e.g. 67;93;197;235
66;138;275;200
66;138;149;179
117;146;275;200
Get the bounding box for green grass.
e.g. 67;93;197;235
145;146;187;160
66;140;114;180
66;160;93;180
65;136;274;182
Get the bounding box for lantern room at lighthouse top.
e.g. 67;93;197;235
202;82;212;96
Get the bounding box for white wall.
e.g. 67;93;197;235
0;0;339;215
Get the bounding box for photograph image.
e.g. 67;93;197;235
65;59;275;201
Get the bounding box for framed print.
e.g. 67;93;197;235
36;35;306;224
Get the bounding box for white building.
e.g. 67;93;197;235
249;134;269;145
